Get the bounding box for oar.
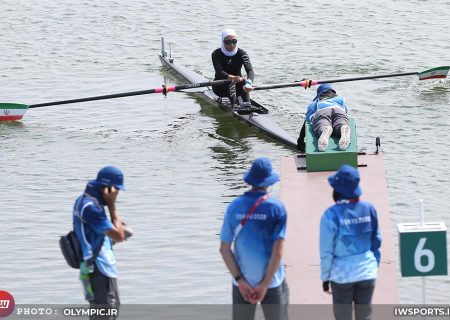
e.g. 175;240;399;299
28;79;230;108
0;79;229;121
253;66;450;91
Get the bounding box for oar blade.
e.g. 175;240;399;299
0;103;29;121
418;66;450;81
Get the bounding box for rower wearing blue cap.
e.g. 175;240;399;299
297;84;351;152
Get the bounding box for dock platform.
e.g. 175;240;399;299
280;152;398;304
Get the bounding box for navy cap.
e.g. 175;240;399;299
313;83;336;101
94;166;125;190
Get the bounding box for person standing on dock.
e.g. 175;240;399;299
320;164;382;320
73;166;126;319
212;29;255;111
220;157;289;320
297;83;351;152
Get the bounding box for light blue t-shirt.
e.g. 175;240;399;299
73;184;117;278
305;96;348;123
220;190;287;288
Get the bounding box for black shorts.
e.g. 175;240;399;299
212;81;250;103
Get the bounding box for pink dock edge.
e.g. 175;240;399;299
280;152;398;304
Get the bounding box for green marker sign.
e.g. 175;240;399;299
398;222;447;277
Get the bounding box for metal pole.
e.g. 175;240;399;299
419;199;426;304
419;199;424;227
422;277;426;305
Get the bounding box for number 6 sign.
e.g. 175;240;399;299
398;222;447;277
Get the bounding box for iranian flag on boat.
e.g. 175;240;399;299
418;66;450;80
0;103;28;121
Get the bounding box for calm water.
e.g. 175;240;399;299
1;0;449;304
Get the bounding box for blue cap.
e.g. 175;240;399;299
93;166;125;190
313;83;335;101
328;164;362;199
243;157;280;187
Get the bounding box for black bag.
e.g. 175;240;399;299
59;230;83;269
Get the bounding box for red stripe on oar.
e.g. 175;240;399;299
420;75;448;80
0;115;24;121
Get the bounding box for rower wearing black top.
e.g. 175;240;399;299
212;29;255;109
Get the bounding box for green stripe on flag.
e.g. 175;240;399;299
418;66;450;80
0;103;29;110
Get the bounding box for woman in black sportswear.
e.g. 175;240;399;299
211;29;255;108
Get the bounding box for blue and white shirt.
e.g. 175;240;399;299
320;200;381;284
73;182;117;278
220;190;287;288
305;96;348;123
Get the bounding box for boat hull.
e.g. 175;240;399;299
159;55;297;150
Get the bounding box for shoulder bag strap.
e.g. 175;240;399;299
86;234;106;266
233;194;270;240
75;199;106;264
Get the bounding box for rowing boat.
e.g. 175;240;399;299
158;38;297;150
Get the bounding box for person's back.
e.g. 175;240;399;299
320;200;379;284
305;95;347;125
223;191;287;288
320;164;381;320
297;84;351;152
220;157;289;320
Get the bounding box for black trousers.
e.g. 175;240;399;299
331;279;375;320
89;266;120;320
212;81;250;105
232;280;289;320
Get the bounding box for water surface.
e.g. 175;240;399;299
1;0;449;304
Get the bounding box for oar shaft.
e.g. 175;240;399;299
30;89;158;108
317;71;418;85
253;71;419;92
29;79;229;108
253;82;302;91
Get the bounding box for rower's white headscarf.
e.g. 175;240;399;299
220;29;238;57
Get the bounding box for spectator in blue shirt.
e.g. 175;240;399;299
220;157;289;320
73;166;126;318
320;164;381;320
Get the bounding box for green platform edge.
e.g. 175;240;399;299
306;118;357;172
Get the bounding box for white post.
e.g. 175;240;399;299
419;199;424;227
419;199;426;304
